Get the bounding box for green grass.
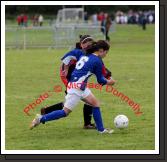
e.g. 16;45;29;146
5;24;155;150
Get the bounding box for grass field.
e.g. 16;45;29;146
5;24;155;150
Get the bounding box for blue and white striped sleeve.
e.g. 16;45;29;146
61;49;83;65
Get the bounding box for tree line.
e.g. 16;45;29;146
6;5;155;19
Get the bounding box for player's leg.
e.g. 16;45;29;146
82;88;96;129
82;91;104;132
83;104;95;129
82;89;113;133
40;102;64;115
41;101;95;129
30;93;80;129
40;90;67;115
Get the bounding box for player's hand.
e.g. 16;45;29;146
107;78;116;85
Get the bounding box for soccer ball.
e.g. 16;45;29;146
114;115;129;129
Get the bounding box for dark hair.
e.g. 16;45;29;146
75;42;82;49
79;35;93;44
85;40;110;54
75;35;94;49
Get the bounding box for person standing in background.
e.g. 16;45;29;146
92;12;98;25
98;12;105;25
23;14;28;27
17;15;22;26
140;13;147;30
38;14;44;26
105;15;112;41
101;14;112;42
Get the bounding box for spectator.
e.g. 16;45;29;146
17;15;22;26
98;12;105;24
140;13;147;30
84;12;88;23
38;14;44;26
92;12;98;25
115;15;120;24
23;14;28;27
120;13;125;24
105;15;112;41
33;14;39;26
142;16;147;30
100;14;106;34
124;14;128;24
20;14;24;26
101;14;112;42
148;14;154;24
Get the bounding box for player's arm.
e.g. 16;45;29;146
61;50;83;75
102;65;112;79
104;67;112;79
59;63;69;86
60;49;83;86
61;49;83;65
60;50;77;77
60;63;69;77
100;59;112;79
94;60;116;86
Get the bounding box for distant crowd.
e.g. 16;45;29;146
89;10;155;25
16;10;155;28
17;14;44;27
115;10;155;24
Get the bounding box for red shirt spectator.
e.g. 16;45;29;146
23;14;28;27
23;15;28;23
97;12;105;22
17;15;22;26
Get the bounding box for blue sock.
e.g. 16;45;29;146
40;110;66;123
92;107;104;132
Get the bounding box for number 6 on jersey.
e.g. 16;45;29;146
76;56;89;70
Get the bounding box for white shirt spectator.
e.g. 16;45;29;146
92;13;98;25
124;15;128;24
116;15;120;24
120;15;125;24
148;14;153;23
38;15;43;24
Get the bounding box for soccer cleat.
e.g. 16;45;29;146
99;128;114;134
83;123;96;129
30;114;42;130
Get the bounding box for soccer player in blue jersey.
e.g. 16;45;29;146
40;35;97;129
40;35;112;129
30;40;116;133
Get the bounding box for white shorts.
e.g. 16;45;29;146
64;87;91;111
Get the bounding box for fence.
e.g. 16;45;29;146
5;22;116;49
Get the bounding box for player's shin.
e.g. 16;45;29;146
40;110;66;123
92;107;104;132
83;104;93;126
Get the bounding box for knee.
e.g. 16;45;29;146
93;100;100;107
63;107;71;116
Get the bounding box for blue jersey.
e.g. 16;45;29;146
61;48;84;65
70;54;107;90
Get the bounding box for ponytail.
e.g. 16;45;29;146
85;42;98;54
